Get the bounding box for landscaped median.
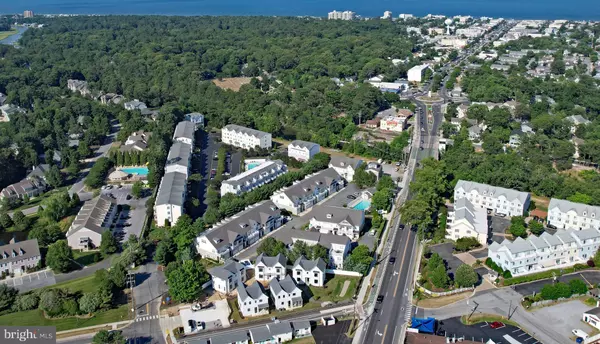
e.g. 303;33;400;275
460;313;520;328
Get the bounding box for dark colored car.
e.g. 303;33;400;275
347;195;356;200
389;257;396;264
377;295;384;303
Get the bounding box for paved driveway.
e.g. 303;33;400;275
529;299;594;342
1;270;56;292
429;243;464;278
313;319;352;344
438;316;541;344
513;270;600;296
490;216;510;233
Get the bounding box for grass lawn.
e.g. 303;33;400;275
11;187;70;213
50;275;99;294
309;275;360;303
0;29;18;41
199;258;222;270
460;313;520;328
73;250;100;267
288;337;316;344
0;304;129;332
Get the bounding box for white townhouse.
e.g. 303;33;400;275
269;275;303;311
237;281;270;317
184;112;204;129
292;256;326;287
309;206;365;240
255;253;287;282
548;198;600;231
488;228;600;276
196;201;283;261
221;160;287;196
165;141;192;177
328;157;363;182
209;331;249;344
446;198;489;246
154;171;187;227
290;231;351;269
208;260;247;294
270;168;344;215
288;140;320;162
66;195;118;250
173;120;196;146
291;320;312;339
0;239;41;276
222;124;272;150
250;322;294;344
454;180;530;217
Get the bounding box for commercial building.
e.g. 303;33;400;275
0;239;41;276
195;201;283;261
270;168;343;215
66;195;118;250
222;124;272;150
292;256;326;287
209;260;247;294
408;64;431;83
488;228;600;276
255;253;287;282
154;171;187;227
446;198;489;246
237;282;270;317
583;307;600;331
379;115;407;132
220;160;287;196
454;180;530;217
309;206;365;240
290;231;351;269
548;198;600;231
327;10;355;20
288;141;320;162
328;157;363;182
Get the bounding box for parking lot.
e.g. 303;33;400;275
101;184;149;241
529;299;594;344
0;270;56;292
438;316;541;344
429;243;465;279
312;319;352;344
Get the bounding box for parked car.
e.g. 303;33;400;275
191;304;202;311
490;322;505;329
572;329;588;339
389;257;396;264
213;151;218;159
377;295;384;303
347;195;356;200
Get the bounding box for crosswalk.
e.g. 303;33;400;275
135;315;159;322
402;306;412;323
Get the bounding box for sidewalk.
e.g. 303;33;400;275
57;320;132;342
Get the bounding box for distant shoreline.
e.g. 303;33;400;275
0;29;18;42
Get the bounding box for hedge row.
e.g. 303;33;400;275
503;264;591;286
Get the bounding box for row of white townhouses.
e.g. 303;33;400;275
220;160;287;196
222;124;272;150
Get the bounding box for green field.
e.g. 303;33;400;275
0;29;17;41
309;275;360;302
50;274;99;294
73;250;100;267
0;305;129;331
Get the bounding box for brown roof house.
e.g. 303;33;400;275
0;164;50;201
0;239;41;276
66;195;118;250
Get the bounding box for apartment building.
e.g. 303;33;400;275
237;282;270;317
328;157;363;183
446;198;489;246
164;141;192;176
290;231;351;269
173;121;196;146
154;171;187;227
222;124;272;150
221;160;287;196
454;180;530;217
548;198;600;230
288;141;320;162
408;64;431;83
0;165;49;201
270;168;343;215
209;260;247;294
488;228;600;276
327;10;355;20
184;112;204;129
269;275;303;311
120;131;152;152
255;253;287;282
309;206;365;240
292;256;326;287
66;195;118;249
195;201;283;261
0;239;41;276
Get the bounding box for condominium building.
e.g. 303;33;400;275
184;113;204;129
328;157;363;182
328;10;355;20
270;168;344;215
292;256;326;287
195;201;283;261
288;141;320;162
290;231;351;269
66;195;118;249
173;121;196;146
309;206;365;240
120;131;151;152
488;228;600;276
446;198;489;246
0;165;49;201
454;180;530;217
165;141;193;177
220;160;287;196
237;282;270;317
23;10;34;18
269;275;303;311
209;260;247;294
548;198;600;230
255;253;287;282
154;171;187;227
222;124;272;150
0;239;41;276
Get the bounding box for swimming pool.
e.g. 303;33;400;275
352;200;371;211
247;162;261;170
120;167;149;176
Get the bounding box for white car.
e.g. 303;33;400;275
572;329;588;339
191;304;202;311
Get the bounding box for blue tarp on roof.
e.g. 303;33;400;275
410;317;435;334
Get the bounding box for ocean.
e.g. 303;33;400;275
4;0;600;20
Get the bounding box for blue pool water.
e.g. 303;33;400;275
353;200;371;211
120;167;149;176
247;163;261;170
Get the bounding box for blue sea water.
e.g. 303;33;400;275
4;0;600;20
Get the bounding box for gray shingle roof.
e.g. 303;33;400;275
289;230;350;249
256;253;287;268
455;180;530;204
174;121;195;141
293;256;326;272
540;231;562;246
278;168;342;202
269;275;299;295
549;198;600;220
329;156;363;170
67;195;116;236
201;201;281;250
209;260;244;280
505;237;534;254
155;171;187;206
267;321;293;336
291;320;311;331
310;206;364;227
290;140;319;150
27;164;50;179
250;327;272;343
209;331;249;344
528;235;549;250
585;307;600;316
224;124;270;139
572;228;600;242
222;160;285;187
556;231;576;244
166;141;192;168
238;281;266;302
0;239;40;265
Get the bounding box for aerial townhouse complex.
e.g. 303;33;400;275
446;198;489;246
195;200;283;261
547;198;600;231
287;140;320;162
221;124;272;150
454;180;531;217
0;239;41;276
154;121;195;226
67;195;118;249
488;228;600;276
308;206;365;240
220;160;287;196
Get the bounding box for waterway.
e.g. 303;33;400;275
0;26;29;46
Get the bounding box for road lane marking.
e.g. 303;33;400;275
518;332;527;337
512;329;521;333
393;230;411;298
381;325;388;343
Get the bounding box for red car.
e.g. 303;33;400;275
490;321;505;329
